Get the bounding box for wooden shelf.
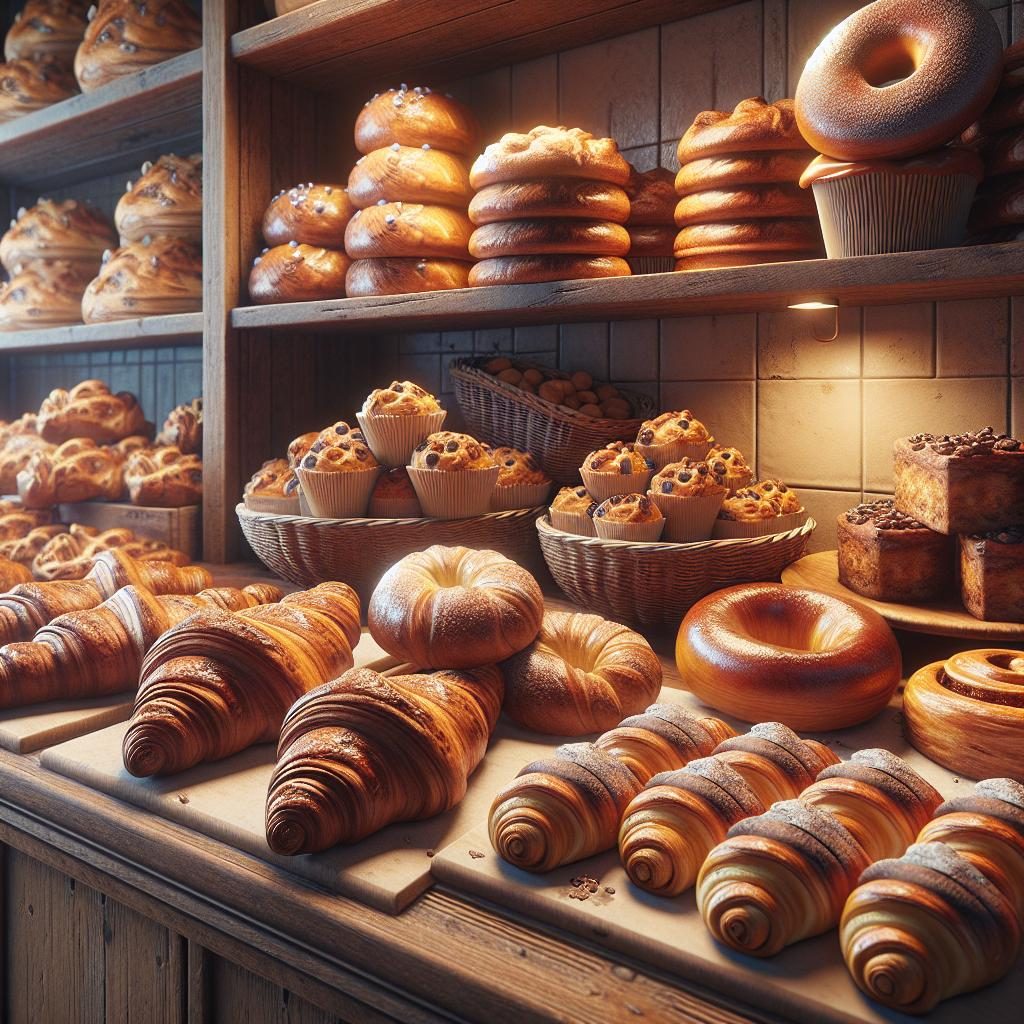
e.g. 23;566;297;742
0;312;203;354
0;50;202;189
231;244;1024;335
231;0;742;90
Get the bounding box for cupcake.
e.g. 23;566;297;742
295;436;381;517
407;430;499;519
593;492;665;542
580;441;654;500
707;445;753;495
713;482;806;539
368;467;422;519
243;458;300;515
648;456;728;542
635;410;713;468
549;485;598;536
490;446;553;511
356;380;446;466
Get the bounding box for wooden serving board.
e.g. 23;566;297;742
782;550;1024;642
0;693;134;754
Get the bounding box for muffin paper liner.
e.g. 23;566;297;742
243;494;301;516
356;409;447;467
593;517;666;542
722;470;754;496
712;509;807;539
635;438;712;471
649;490;724;542
490;480;553;512
406;464;499;519
549;507;596;537
580;466;653;501
295;466;382;518
627;256;675;276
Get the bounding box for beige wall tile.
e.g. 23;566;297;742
936;298;1010;377
661;380;755;459
610;320;659;381
758;380;861;488
758;307;861;379
559;322;610;379
862;377;1010;491
1012;297;1023;375
862;304;934;378
786;0;866;94
798;488;861;553
1014;377;1024;439
511;55;558;132
661;314;757;380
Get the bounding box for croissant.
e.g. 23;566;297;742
123;582;362;777
124;446;202;507
619;723;839;897
0;557;32;591
0;548;211;646
37;380;149;445
17;438;125;508
266;664;505;854
0;582;283;708
489;704;734;873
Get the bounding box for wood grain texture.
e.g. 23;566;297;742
0;695;133;756
0;314;202;355
211;958;344;1024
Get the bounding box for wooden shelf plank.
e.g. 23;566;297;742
232;0;743;90
230;244;1024;334
0;312;203;354
0;50;202;190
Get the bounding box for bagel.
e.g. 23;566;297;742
675;250;822;271
674;184;815;227
677;98;811;163
248;243;349;304
262;183;355;248
676;583;901;730
347;145;473;209
627;224;675;256
675;152;815;197
345;257;471;296
674;219;822;258
794;0;1004;161
344;202;472;260
354;86;478;157
468;219;630;259
625;166;676;225
468;179;630;225
468;254;630;286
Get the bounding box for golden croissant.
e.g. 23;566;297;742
123;582;362;777
266;664;505;854
0;582;282;708
0;556;32;592
489;704;734;873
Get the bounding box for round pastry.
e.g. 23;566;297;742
674;219;822;259
468;254;630;286
115;154;203;244
470;125;632;189
0;261;88;330
677;98;812;163
295;433;381;518
0;58;77;122
674;184;813;227
675;250;822;272
344;202;472;260
368;466;422;518
313;419;366;448
548;484;597;536
248;243;349;304
636;410;713;467
356;380;445;468
363;379;441;417
706;445;752;494
37;379;147;444
345;257;471;296
74;0;202;93
287;431;319;467
368;545;543;669
714;483;805;539
579;441;654;501
355;86;478;157
1;198;116;274
409;430;493;471
347;145;472;209
261;182;355;248
468;179;631;226
794;0;1004;162
625;166;676;225
5;1;89;65
243;457;298;514
501;610;661;734
468;218;630;259
747;478;800;513
406;430;498;518
648;456;728;542
677;583;902;730
81;238;201;322
490;446;552;511
675;152;815;197
626;224;675;257
592;491;665;542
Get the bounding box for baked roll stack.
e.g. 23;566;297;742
674;98;823;271
468;125;632;286
115;154;203;245
624;166;676;274
344;85;477;297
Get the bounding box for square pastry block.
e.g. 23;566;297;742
960;534;1024;622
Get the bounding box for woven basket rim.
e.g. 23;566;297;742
235;501;545;528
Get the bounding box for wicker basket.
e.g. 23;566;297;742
237;502;547;603
449;357;656;485
537;514;816;629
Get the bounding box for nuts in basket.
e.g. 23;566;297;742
482;357;633;419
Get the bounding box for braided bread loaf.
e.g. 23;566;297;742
0;509;54;542
38;380;149;444
0;524;67;566
17;438;125;508
0;432;54;492
124;446;202;507
31;525;188;581
155;397;202;454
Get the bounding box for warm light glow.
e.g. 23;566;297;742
787;299;839;310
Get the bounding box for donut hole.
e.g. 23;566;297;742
861;38;921;89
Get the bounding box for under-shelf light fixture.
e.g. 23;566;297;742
787;296;840;342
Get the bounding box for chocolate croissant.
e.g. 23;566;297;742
123;583;362;777
266;664;504;854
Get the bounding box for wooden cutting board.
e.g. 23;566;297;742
0;694;134;754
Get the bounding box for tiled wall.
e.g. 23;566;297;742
352;0;1023;552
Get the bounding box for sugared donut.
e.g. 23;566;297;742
794;0;1004;162
368;545;544;669
676;583;901;730
468;219;630;259
354;86;478;157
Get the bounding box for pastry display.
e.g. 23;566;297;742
31;524;188;581
266;665;504;853
960;527;1024;622
5;1;89;66
0;524;67;566
592;492;664;542
713;481;805;539
579;441;653;501
0;198;115;275
262;183;355;248
155;397;201;454
623;166;675;273
406;431;499;518
0;58;77;122
677;584;901;730
367;467;421;518
705;445;752;495
635;409;713;468
123;582;362;777
548;485;596;537
124;446;202;507
489;446;551;511
243;458;299;515
368;545;543;669
356;379;446;467
0;557;32;590
38;379;148;444
0;261;90;329
115;154;203;244
294;431;380;518
16;438;124;507
648;457;728;543
501;610;662;735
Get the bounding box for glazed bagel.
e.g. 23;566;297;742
116;154;203;244
0;261;88;329
674;250;822;271
344;202;472;260
502;610;663;735
368;545;544;669
468;218;630;259
345;257;471;296
248;244;349;304
625;166;676;225
674;184;814;227
5;1;89;65
676;583;902;730
347;146;472;209
468;179;630;226
627;224;675;256
0;58;77;122
674;219;822;258
262;183;355;248
677;98;811;162
794;0;1004;162
468;254;631;286
354;86;478;157
675;152;814;196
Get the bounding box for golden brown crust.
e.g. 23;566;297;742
468;254;630;286
347;146;472;209
674;218;822;258
354;86;478;157
0;58;77;121
674;250;822;272
344;202;472;260
468;179;630;226
38;379;148;444
124;446;202;507
248;243;348;304
678;98;812;162
675;152;814;197
17;438;124;507
0;261;88;329
5;1;89;65
345;257;471;296
468;218;630;259
674;184;815;227
261;182;355;248
1;199;116;275
625;166;676;225
115;154;203;244
155;397;201;455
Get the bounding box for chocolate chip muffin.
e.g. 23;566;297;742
748;478;801;514
368;466;422;519
714;481;806;539
549;485;598;537
491;445;553;511
411;431;495;471
648;457;727;542
295;435;381;518
707;444;753;494
356;379;447;467
361;380;441;415
635;409;714;468
407;430;499;519
593;492;665;542
580;440;655;500
243;457;300;514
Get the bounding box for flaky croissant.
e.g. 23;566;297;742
0;582;283;708
489;704;734;873
123;583;362;777
266;664;505;854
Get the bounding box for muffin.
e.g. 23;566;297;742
407;430;499;519
490;445;553;511
294;436;381;517
748;478;801;514
549;485;597;536
356;380;446;466
593;492;665;542
635;410;713;468
243;458;299;515
648;456;728;542
314;419;365;448
714;482;806;539
368;467;422;519
707;445;753;494
580;441;654;500
287;431;319;467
